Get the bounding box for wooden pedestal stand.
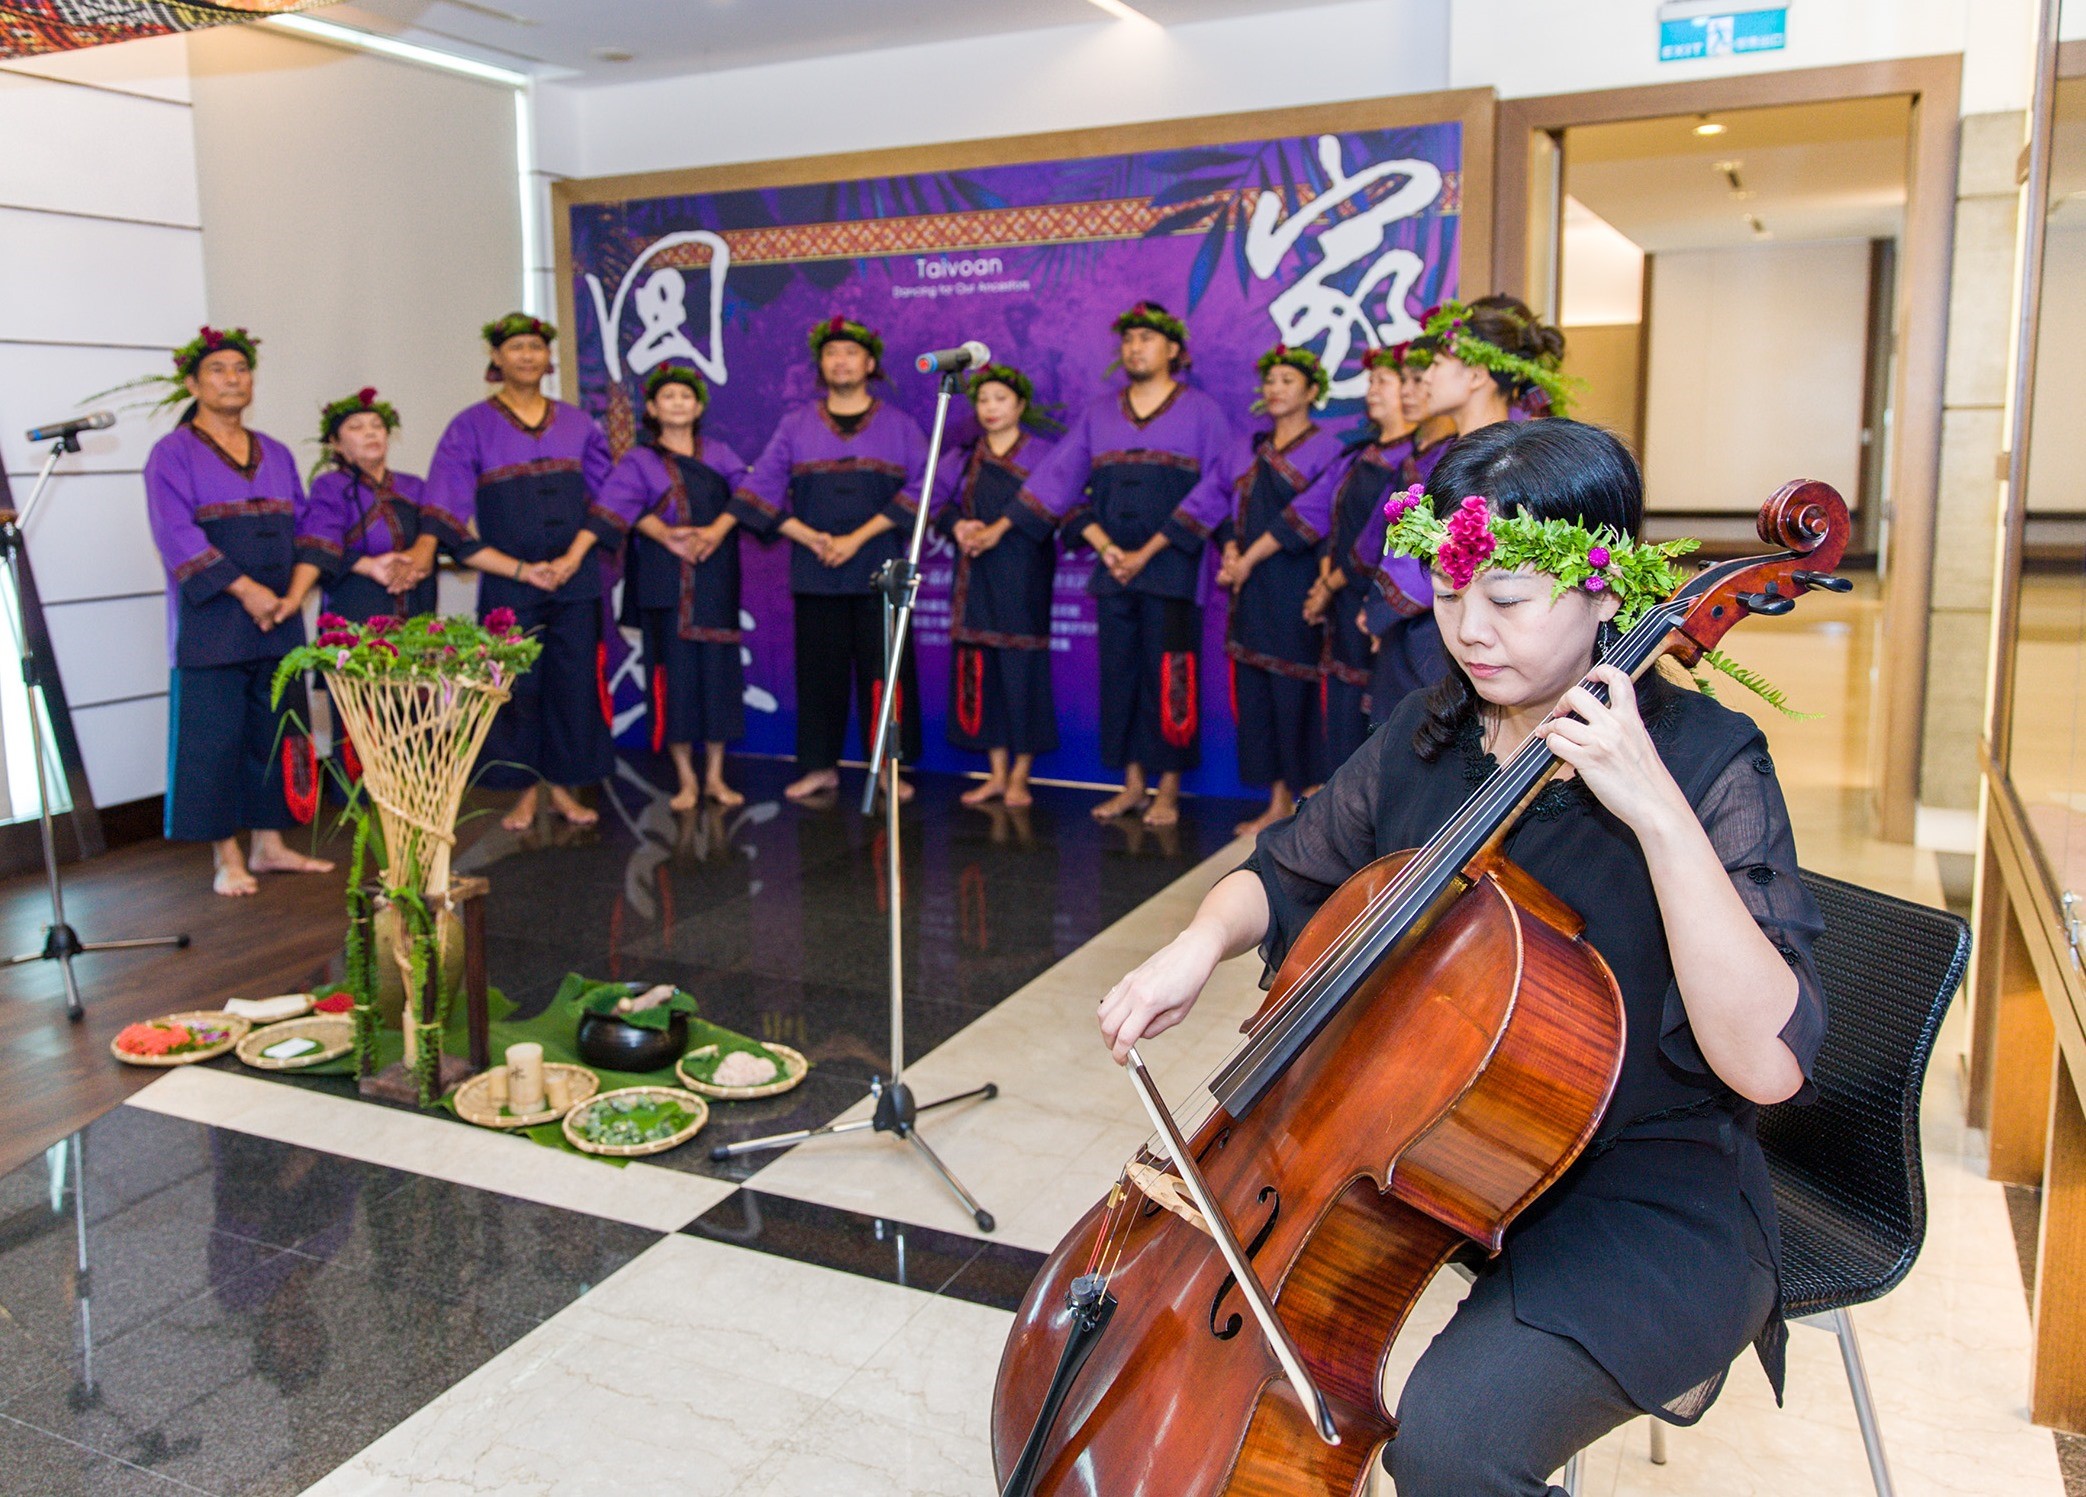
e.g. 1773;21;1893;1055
356;874;492;1105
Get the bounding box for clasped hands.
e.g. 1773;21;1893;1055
791;526;868;569
1095;533;1155;586
1214;541;1255;593
950;517;1009;558
662;521;732;565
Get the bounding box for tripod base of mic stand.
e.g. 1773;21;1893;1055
710;1076;1001;1232
7;924;191;1021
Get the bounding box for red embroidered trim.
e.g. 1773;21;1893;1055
1160;651;1197;748
342;733;363;784
954;648;985;738
283;736;319;825
479;458;582;488
172;548;227;582
1227;657;1238;723
650;666;667;752
596;640;613;726
487;395;557;437
587;501;630;534
730;487;781;518
188;424;262;479
295;534;343;557
1091;449;1200;475
793;458;907;480
1118;383;1185;429
196;499;295;521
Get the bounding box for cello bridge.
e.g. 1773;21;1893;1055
1126;1160;1212;1237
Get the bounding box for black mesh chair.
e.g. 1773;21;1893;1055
1562;869;1970;1497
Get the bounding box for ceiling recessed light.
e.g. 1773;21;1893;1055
592;46;635;63
1694;117;1727;137
1085;0;1160;24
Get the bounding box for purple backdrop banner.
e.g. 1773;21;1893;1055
567;122;1463;797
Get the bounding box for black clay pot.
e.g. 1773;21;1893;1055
575;1011;687;1073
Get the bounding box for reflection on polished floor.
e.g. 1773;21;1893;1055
0;580;2067;1494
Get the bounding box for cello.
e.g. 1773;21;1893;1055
991;480;1851;1495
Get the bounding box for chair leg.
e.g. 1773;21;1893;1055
1831;1307;1896;1497
1561;1449;1581;1496
1648;1416;1668;1465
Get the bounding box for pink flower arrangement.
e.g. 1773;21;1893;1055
317;612;350;631
1587;545;1611;568
485;607;518;637
316;630;357;648
363;615;400;636
1435;496;1498;589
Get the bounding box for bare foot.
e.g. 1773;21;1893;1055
1003;781;1034;808
213;856;259;897
547;786;599;826
875;775;915;804
247;848;336;875
1091;785;1149;821
502;788;539;831
704;778;744;808
669;783;700;812
1233;806;1287;838
1142;792;1181;828
786;768;840;801
962;778;1007;807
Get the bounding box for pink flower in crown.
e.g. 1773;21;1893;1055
1587;545;1611;568
1583;575;1607;593
1436;496;1497;589
1381;483;1426;524
485;606;518;637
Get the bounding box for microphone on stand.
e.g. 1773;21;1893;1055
915;341;993;375
25;411;115;444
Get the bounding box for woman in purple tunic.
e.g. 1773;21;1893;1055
727;316;927;804
142;327;334;897
1206;346;1344;838
1010;302;1233;828
930;364;1059;809
424;313;620;832
287;388;438;625
598;364;750;812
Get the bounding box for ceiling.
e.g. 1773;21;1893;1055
322;0;1340;84
1565;95;1914;254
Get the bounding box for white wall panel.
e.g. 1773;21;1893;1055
44;595;167;709
0;344;181;476
73;694;168;809
0;72;198;226
0;33;192;104
15;471;164;605
0;209;205;348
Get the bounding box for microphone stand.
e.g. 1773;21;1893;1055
711;367;998;1232
1;433;189;1019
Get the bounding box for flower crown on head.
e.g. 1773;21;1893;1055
644;364;708;405
320;387;398;443
965;363;1066;434
1255;343;1331;406
175;325;259;378
1381;485;1696;628
809;315;884;363
1112;301;1188;347
482;312;556;347
1412;300;1576;415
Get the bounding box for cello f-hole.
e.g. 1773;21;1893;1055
1208;1185;1280;1340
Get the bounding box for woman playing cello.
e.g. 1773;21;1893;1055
1094;419;1826;1495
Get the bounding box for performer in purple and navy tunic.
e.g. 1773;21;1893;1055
929;363;1059;810
142;326;334;897
424;312;619;832
1010;301;1232;828
727;316;927;804
598;364;750;813
1203;345;1343;838
288;387;439;626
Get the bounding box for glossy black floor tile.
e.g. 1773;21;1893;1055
684;1187;1046;1312
0;1415;205;1495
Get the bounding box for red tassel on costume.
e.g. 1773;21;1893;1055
1160;652;1198;749
284;736;320;825
341;733;363;784
596;641;613;727
954;648;984;739
1227;658;1238;723
650;666;668;753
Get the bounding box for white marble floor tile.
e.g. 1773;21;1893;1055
125;1066;731;1233
733;1400;996;1497
824;1290;1013;1440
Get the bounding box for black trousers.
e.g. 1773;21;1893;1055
478;594;612;789
793;592;921;772
1096;591;1201;775
165;660;301;843
1386;1266;1640;1496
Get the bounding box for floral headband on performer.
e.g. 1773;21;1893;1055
320;387;399;443
1412;300;1575;415
93;325;261;415
809;315;885;365
1112;300;1188;347
644;364;709;405
1382;485;1803;712
1254;344;1330;408
483;313;556;347
965;363;1066;434
1364;341;1427;374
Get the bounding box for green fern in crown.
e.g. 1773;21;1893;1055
1693;649;1816;719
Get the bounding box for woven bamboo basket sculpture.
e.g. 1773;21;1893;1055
325;671;509;1069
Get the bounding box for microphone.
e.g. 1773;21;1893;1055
915;340;992;375
25;411;115;444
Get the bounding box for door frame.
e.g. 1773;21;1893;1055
1494;57;1963;844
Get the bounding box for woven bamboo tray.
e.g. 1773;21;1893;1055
235;1015;354;1071
110;1011;250;1068
676;1043;808;1100
561;1086;709;1158
452;1063;599;1129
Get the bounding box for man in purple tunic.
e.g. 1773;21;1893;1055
142;327;334;897
727;316;927;804
1009;301;1232;828
424;313;620;832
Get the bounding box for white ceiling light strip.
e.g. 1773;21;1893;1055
1083;0;1161;25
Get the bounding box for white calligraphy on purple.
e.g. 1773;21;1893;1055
584;231;731;383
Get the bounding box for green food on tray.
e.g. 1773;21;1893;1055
572;1094;697;1147
561;973;700;1032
